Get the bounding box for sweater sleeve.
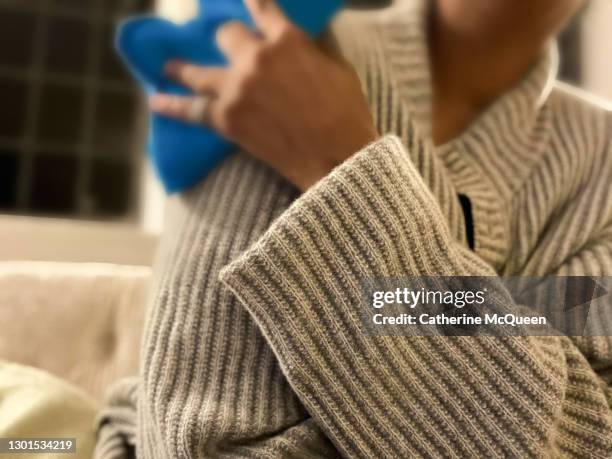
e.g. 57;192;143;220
219;135;612;458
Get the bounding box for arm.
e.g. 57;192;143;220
113;152;341;458
219;135;612;458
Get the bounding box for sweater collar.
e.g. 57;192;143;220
378;0;559;270
379;0;558;191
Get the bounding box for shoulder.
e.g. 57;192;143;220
543;82;612;225
551;81;612;114
549;81;612;133
548;82;612;144
545;81;612;175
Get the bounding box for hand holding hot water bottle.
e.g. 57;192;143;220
117;0;344;193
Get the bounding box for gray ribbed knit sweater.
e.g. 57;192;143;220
96;1;612;457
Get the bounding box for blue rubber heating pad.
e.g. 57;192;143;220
116;0;345;193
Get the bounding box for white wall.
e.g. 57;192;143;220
581;0;612;100
0;216;158;265
157;0;198;22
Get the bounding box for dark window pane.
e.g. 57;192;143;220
100;25;131;81
30;154;77;214
0;150;20;209
134;0;153;13
0;78;28;138
37;84;84;143
49;0;93;13
103;0;129;15
44;16;90;75
0;9;36;68
89;158;130;215
93;91;136;155
103;0;152;15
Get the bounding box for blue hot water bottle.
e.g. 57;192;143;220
116;0;344;193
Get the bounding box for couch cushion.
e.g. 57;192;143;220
0;262;150;404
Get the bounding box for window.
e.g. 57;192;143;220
0;0;152;220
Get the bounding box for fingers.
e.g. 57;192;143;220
216;21;261;62
149;94;214;125
244;0;290;39
164;62;226;94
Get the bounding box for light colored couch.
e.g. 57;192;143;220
0;262;150;404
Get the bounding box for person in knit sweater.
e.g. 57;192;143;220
96;0;612;457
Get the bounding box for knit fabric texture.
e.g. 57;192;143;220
96;1;612;457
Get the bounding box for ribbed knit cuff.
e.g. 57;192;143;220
219;136;565;457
